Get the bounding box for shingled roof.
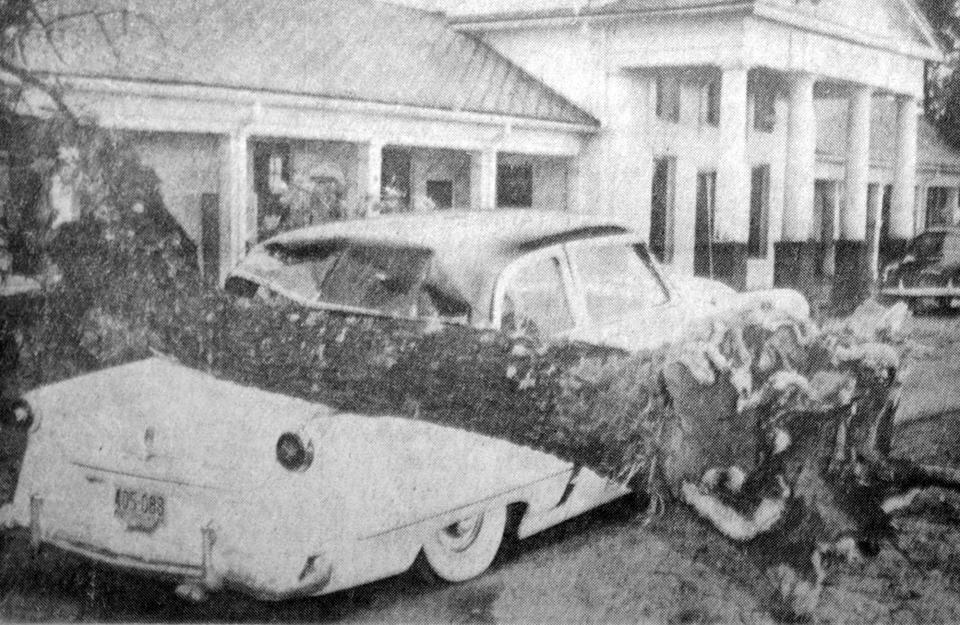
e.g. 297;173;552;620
20;0;598;127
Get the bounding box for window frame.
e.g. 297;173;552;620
655;74;681;123
700;80;720;127
491;244;581;333
563;234;673;328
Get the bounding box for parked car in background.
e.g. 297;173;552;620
1;210;808;603
880;226;960;311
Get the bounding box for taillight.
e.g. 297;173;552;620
276;432;313;472
2;399;35;431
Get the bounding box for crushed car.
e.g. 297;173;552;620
0;210;809;603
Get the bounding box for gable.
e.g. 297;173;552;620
762;0;940;54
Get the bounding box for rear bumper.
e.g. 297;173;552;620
879;286;960;298
22;493;333;601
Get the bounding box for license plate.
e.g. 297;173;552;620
114;487;165;532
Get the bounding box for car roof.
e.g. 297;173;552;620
259;210;635;321
267;209;630;253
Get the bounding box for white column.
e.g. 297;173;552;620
715;65;750;242
948;186;960;225
867;183;883;281
783;72;817;242
355;140;383;217
891;95;918;239
218;128;250;283
470;148;497;210
409;148;425;212
841;85;873;241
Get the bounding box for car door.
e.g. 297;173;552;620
491;245;582;340
563;235;688;352
492;245;630;519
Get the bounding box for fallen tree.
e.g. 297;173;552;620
2;164;960;616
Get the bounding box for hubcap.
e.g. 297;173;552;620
437;514;484;553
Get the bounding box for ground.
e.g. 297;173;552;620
2;313;960;623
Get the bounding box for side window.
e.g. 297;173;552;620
500;255;574;338
568;243;668;324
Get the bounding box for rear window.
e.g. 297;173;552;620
236;240;445;317
908;232;946;259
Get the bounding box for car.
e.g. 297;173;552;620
0;210;808;603
880;226;960;311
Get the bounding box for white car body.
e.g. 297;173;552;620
1;211;808;601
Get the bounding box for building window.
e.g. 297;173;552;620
656;74;681;123
497;163;533;208
748;165;771;258
926;186;951;228
694;171;717;277
753;87;776;133
701;81;720;127
649;156;676;263
426;179;454;210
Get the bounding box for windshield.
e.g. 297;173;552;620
237;239;439;317
907;232;946;260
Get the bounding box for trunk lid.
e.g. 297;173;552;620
23;357;324;491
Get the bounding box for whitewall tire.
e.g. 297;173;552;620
418;506;507;583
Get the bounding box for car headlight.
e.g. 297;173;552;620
276;432;313;472
2;399;36;432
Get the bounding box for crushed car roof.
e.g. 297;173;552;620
260;210;633;321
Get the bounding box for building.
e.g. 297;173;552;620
437;0;952;301
7;0;598;283
8;0;960;299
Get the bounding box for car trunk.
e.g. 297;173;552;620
7;358;325;570
21;357;322;491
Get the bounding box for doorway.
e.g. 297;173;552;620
381;148;411;212
694;171;717;277
649;157;676;263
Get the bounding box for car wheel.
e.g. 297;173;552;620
417;506;507;583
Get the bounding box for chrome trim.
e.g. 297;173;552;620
880;287;960;297
71;461;226;491
47;535;204;578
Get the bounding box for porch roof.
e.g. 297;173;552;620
19;0;598;128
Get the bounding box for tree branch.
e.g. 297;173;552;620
0;56;74;119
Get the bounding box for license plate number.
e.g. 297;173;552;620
114;488;165;532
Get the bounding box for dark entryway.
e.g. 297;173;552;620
694;171;717;277
649;157;675;263
252;141;290;241
381;148;411;211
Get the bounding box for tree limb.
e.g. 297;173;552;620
0;56;74;119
